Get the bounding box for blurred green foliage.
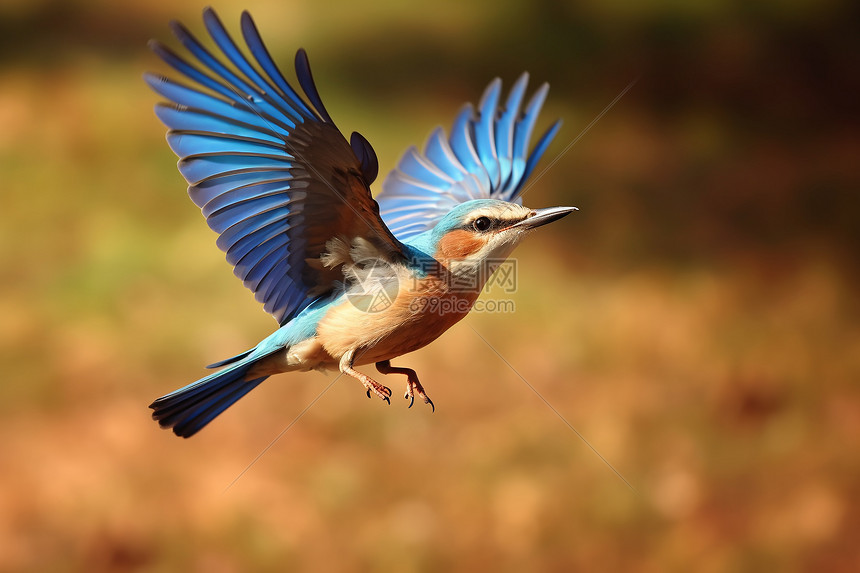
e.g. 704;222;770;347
1;0;858;571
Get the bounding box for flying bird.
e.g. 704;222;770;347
146;8;577;437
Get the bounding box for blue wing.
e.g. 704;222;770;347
148;9;403;325
376;74;562;241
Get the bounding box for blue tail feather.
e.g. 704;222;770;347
205;349;254;369
150;358;270;438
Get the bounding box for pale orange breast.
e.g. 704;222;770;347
315;272;479;366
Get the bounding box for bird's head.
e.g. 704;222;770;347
429;199;577;272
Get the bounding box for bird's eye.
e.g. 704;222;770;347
473;217;492;232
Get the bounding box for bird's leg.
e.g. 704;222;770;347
340;350;391;404
376;360;435;412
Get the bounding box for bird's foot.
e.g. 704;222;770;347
363;378;392;404
340;352;391;405
376;360;435;412
404;377;435;412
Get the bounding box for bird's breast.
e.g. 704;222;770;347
315;271;480;365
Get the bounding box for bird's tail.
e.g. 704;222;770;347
150;356;270;438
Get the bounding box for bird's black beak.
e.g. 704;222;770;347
511;206;578;230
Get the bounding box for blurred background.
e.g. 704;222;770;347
1;0;858;570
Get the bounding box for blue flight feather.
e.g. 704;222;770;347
239;11;316;120
203;9;315;129
516;119;562;194
448;105;491;192
294;49;334;124
195;175;291;215
256;257;293;303
214;208;290;253
397;147;454;189
155;105;284;144
226;222;292;266
424;128;467;180
204;187;291;232
512;83;549;173
232;234;290;279
168;20;299;129
377;75;560;240
178;155;292;184
166;132;286;158
474;78;501;191
148;41;245;104
146;73;292;135
495;73;529;194
243;244;288;290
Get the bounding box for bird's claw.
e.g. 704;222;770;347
404;380;435;412
375;361;434;412
364;381;391;404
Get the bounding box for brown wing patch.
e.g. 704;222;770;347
285;121;406;299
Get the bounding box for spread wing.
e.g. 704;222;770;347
376;75;562;241
147;8;403;325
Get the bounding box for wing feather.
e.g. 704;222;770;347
238;12;316;120
377;73;561;241
474;78;502;191
177;154;290;183
149;8;403;325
